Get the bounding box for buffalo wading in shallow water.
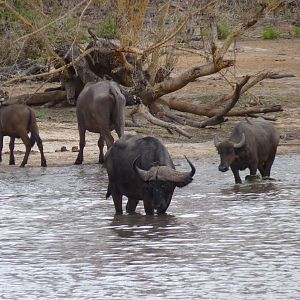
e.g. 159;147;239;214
0;90;47;167
74;80;139;165
105;134;196;215
214;118;279;184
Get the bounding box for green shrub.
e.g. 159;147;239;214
0;1;35;25
262;25;280;40
217;21;231;39
98;19;117;39
292;26;300;37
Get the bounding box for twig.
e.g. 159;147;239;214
12;0;90;44
0;1;65;67
117;0;218;57
199;75;250;127
137;104;191;138
247;114;277;121
3;47;98;85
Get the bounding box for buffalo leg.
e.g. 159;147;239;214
245;165;260;182
75;125;86;165
143;199;154;215
0;135;3;162
19;134;32;167
98;135;105;164
100;128;114;151
126;198;139;214
35;134;47;167
112;190;123;215
263;151;277;178
249;164;258;176
9;137;16;165
231;168;242;184
258;164;265;178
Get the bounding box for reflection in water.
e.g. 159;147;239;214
0;155;300;299
110;213;179;239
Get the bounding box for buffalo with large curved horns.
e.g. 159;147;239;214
105;134;196;215
214;118;279;184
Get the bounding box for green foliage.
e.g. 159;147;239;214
217;21;231;40
97;19;117;39
262;25;280;40
280;8;293;20
0;0;35;25
292;26;300;37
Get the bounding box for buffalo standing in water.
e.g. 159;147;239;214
214;118;279;184
105;134;196;215
75;81;139;165
0;91;47;167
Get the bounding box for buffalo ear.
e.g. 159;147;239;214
214;135;221;148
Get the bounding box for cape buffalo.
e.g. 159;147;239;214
0;96;47;167
74;80;139;165
105;134;196;215
214;118;279;184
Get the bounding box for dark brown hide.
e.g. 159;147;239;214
74;81;137;165
105;134;195;215
0;104;47;167
214;118;279;183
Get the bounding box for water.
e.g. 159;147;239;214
0;155;299;300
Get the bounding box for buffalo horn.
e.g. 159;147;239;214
214;135;222;148
233;133;246;148
156;156;196;187
133;156;196;186
133;156;157;182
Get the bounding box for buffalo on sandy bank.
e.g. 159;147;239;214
0;90;47;167
74;80;139;165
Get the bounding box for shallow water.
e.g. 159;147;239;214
0;154;299;300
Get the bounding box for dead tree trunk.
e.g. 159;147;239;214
6;91;67;106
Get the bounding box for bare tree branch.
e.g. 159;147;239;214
3;47;98;85
199;75;250;127
136;104;192;138
215;3;267;61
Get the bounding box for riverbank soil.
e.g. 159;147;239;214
1;39;299;167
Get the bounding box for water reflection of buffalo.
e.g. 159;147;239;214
110;214;179;239
74;81;139;165
0;90;47;167
214;118;279;184
105;134;196;215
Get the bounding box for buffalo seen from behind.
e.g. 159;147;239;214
74;80;139;165
105;134;196;215
214;118;279;184
0;90;47;167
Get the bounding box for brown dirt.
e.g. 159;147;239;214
1;39;300;167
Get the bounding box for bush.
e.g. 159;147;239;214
98;19;117;39
262;25;280;40
217;21;231;39
292;26;300;37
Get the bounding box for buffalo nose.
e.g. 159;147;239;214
218;165;228;172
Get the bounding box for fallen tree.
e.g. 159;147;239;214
1;0;293;136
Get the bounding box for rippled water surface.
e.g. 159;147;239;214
1;155;300;299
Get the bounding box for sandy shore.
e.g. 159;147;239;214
0;127;299;168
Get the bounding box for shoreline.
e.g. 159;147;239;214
0;139;299;169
